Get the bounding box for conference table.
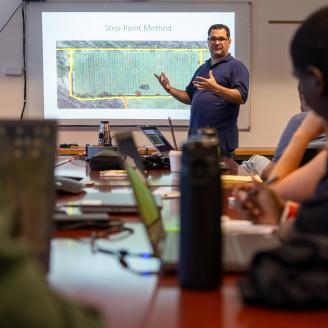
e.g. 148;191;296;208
51;157;328;328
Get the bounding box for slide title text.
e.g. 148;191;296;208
105;24;173;32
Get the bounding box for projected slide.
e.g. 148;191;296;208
56;41;209;110
41;9;236;123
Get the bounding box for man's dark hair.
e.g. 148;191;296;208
208;24;230;38
291;6;328;80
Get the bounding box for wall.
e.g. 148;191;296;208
0;0;327;148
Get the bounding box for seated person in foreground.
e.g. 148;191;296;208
0;211;104;327
241;86;326;180
236;8;328;309
233;7;328;238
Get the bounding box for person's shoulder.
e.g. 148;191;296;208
229;55;247;67
288;112;307;125
281;112;307;134
201;58;211;66
229;56;249;74
195;59;210;72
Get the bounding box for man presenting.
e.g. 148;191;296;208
155;24;249;157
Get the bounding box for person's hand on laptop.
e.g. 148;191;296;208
232;181;285;225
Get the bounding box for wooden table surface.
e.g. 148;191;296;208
52;158;328;328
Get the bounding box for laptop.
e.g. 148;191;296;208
63;191;162;214
125;166;166;259
59;131;162;214
118;131;278;272
139;125;230;171
0;120;57;272
126;164;280;273
139;125;174;156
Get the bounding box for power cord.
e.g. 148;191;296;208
0;1;26;120
90;225;134;241
55;220;117;231
20;1;27;120
90;231;160;276
55;154;86;167
0;2;23;34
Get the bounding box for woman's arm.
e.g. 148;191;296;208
272;150;327;202
268;111;326;181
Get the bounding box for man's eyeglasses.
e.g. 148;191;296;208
207;36;229;44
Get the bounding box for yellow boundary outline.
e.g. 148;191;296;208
58;47;209;101
58;47;208;52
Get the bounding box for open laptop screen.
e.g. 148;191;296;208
139;126;173;154
126;166;166;258
116;131;166;257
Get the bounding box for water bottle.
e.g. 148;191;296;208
179;136;222;289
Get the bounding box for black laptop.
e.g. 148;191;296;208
139;126;174;156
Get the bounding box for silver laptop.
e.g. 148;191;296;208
119;130;279;272
127;164;280;273
63;191;162;214
60;131;162;214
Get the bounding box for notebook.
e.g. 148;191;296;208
0;120;57;272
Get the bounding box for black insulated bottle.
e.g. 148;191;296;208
179;136;222;289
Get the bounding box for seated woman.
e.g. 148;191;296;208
233;6;328;238
241;85;326;181
269;111;326;202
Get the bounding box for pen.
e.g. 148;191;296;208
264;176;279;186
246;175;279;197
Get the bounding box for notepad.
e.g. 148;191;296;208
221;174;262;183
100;170;128;178
222;220;277;235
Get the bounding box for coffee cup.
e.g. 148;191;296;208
169;150;183;173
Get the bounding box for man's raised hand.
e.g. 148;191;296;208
192;70;218;91
154;72;171;93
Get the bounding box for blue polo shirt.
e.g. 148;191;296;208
186;54;249;152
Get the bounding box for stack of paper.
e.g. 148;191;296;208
222;218;277;235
